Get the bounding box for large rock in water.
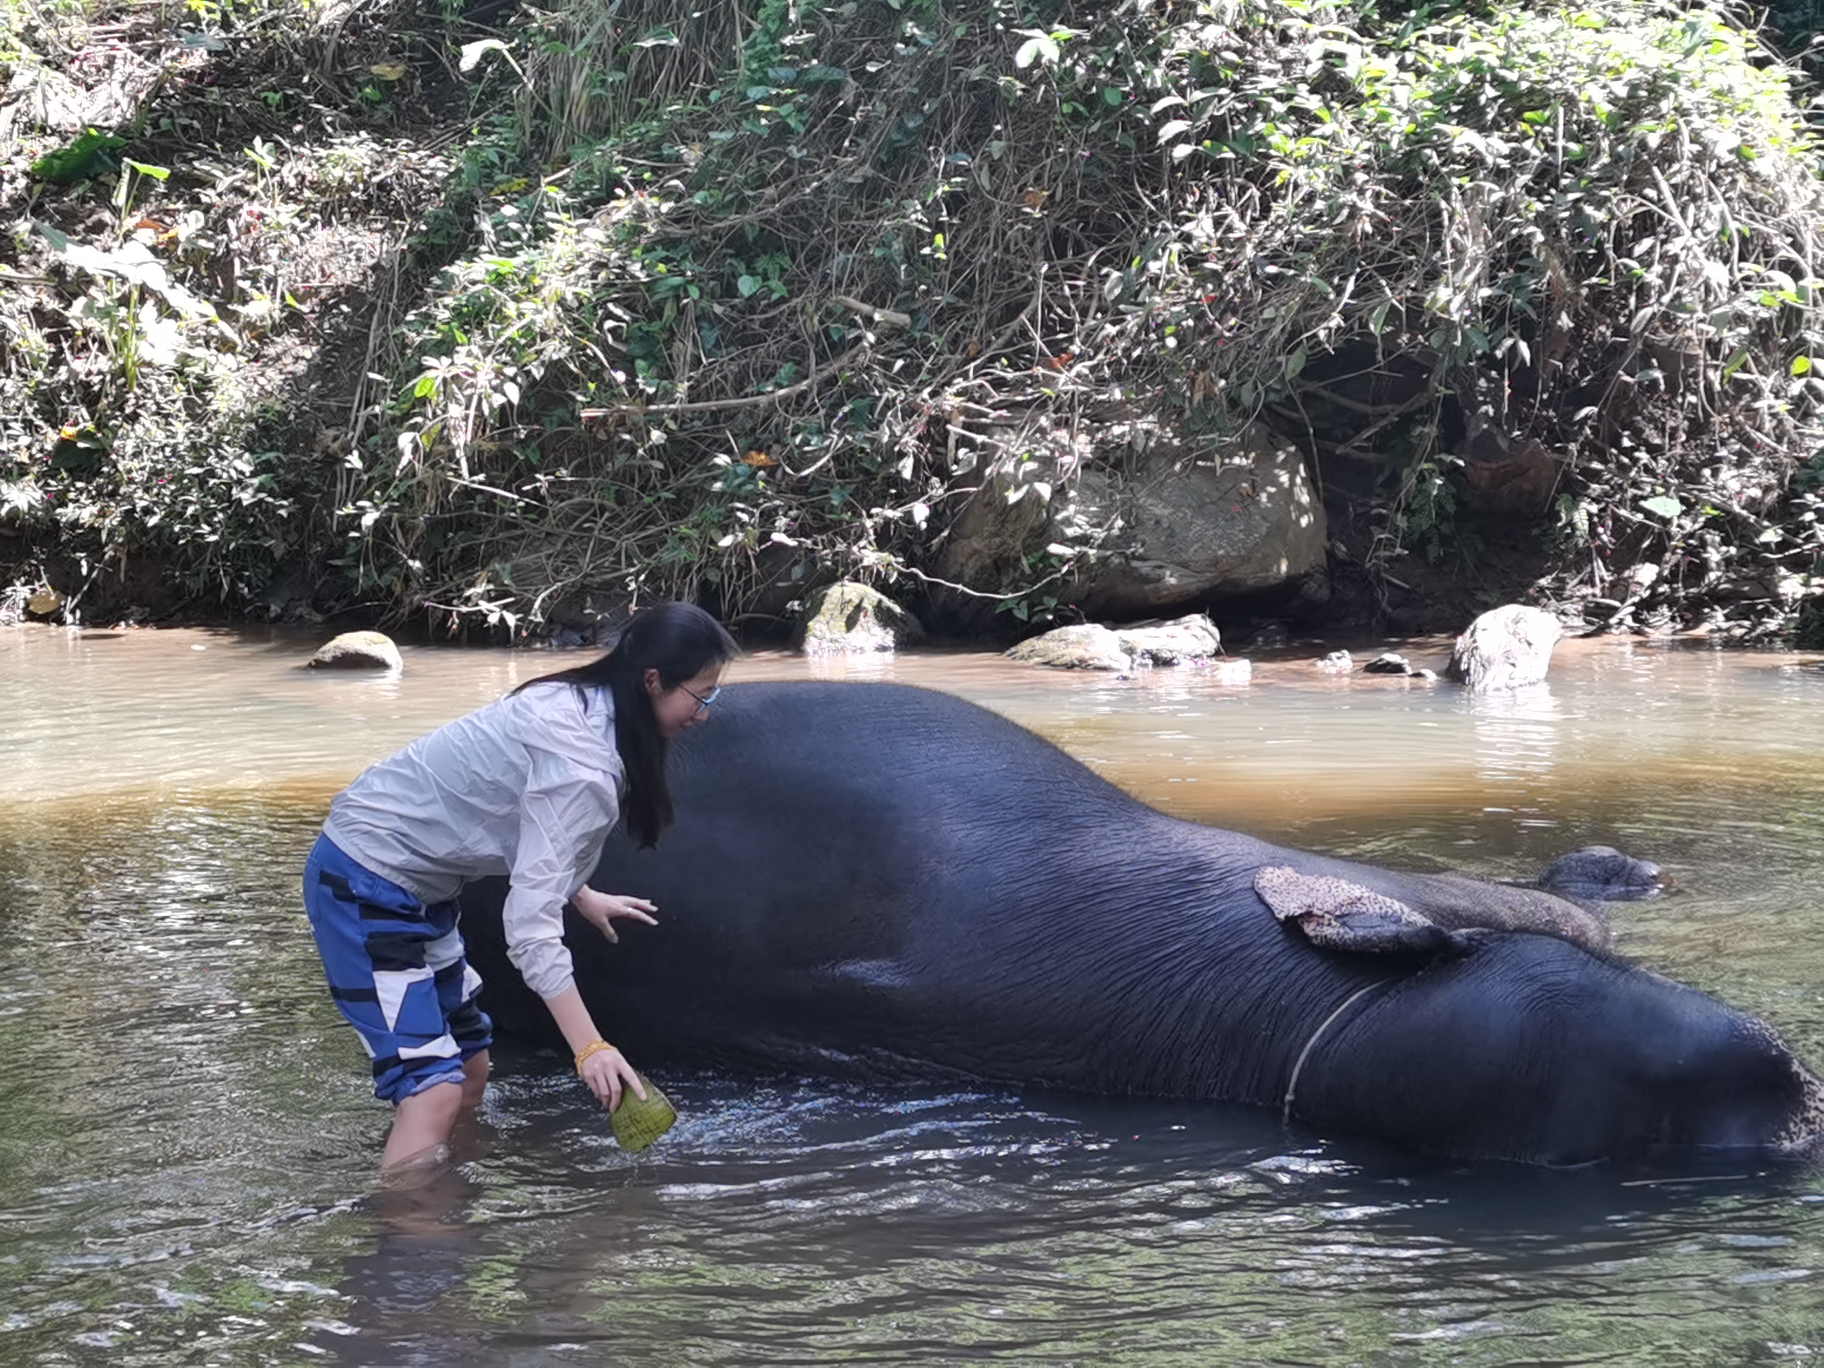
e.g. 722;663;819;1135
795;582;926;655
1447;605;1561;691
1005;614;1225;671
307;630;402;671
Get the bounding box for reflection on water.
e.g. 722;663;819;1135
3;624;1824;1363
1462;684;1563;831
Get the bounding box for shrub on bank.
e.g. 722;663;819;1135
0;0;456;619
3;0;1822;638
359;0;1824;637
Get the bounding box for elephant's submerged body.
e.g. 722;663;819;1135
460;682;1824;1166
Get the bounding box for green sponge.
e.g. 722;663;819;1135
611;1075;677;1152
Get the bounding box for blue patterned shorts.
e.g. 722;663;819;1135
303;834;493;1104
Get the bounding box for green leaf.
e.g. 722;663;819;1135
737;274;761;297
1793;355;1811;376
29;128;127;184
1641;495;1683;520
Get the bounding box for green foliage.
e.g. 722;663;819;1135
0;0;458;618
287;0;1824;635
29;127;125;184
1381;452;1463;565
1762;0;1824;79
1119;0;1824;634
1796;588;1824;646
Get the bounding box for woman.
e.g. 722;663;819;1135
303;602;738;1169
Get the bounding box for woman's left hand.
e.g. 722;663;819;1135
571;886;659;944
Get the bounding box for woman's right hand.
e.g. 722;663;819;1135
578;1044;647;1112
570;886;659;944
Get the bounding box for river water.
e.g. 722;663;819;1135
3;624;1823;1365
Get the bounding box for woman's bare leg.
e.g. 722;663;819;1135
459;1050;490;1110
383;1080;465;1171
381;1053;492;1172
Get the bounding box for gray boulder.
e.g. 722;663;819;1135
930;416;1327;628
1005;623;1134;671
1113;614;1222;664
931;428;1083;619
1068;420;1329;618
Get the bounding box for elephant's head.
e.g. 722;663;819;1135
1260;867;1824;1165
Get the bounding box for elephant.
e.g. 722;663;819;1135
459;681;1823;1166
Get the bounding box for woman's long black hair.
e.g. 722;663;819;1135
517;603;738;848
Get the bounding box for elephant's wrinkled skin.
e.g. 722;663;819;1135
460;682;1824;1166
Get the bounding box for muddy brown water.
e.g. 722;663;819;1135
3;624;1824;1364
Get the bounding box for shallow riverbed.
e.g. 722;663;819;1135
3;624;1823;1364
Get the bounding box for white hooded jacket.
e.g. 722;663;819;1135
321;682;624;1000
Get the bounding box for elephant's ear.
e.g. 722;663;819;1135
1255;866;1475;957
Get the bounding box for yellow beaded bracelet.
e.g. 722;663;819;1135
574;1039;617;1071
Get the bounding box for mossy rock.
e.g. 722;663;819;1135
795;582;926;656
25;587;65;618
1005;623;1132;671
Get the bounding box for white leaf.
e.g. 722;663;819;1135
459;38;511;73
1014;34;1059;68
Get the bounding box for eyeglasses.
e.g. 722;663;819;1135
682;684;721;718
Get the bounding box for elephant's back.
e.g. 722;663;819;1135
560;683;1351;1098
669;680;1147;827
